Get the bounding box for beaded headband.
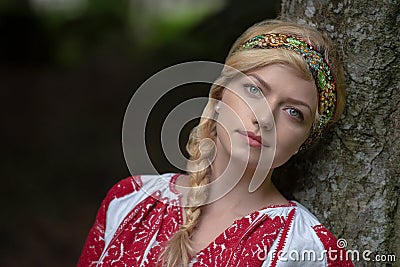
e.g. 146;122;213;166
240;33;336;146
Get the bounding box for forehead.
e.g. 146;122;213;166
246;64;317;102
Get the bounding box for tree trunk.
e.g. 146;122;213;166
279;0;400;266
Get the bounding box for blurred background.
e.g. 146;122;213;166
1;0;280;266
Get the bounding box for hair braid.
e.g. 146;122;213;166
161;97;219;266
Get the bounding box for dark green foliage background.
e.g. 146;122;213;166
1;1;280;266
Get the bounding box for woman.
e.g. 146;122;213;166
78;20;354;266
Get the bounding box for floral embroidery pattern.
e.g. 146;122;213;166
77;174;354;267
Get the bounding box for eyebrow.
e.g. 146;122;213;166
248;73;271;91
247;73;313;115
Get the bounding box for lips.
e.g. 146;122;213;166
238;130;267;147
245;131;262;143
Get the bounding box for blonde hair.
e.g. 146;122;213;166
161;19;345;266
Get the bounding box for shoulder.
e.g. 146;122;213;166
102;173;182;210
278;201;354;266
101;173;183;245
102;175;142;206
290;201;342;247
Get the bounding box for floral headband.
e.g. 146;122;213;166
240;33;336;147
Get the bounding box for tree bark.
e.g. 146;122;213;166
279;0;400;266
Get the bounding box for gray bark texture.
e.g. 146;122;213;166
278;0;400;266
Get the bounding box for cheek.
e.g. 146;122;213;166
215;118;232;149
271;123;310;167
218;95;252;128
280;127;308;150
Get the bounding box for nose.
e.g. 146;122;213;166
253;103;275;131
257;113;274;131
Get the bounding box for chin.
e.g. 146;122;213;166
233;151;270;170
271;155;293;169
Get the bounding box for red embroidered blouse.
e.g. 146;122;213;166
77;173;354;266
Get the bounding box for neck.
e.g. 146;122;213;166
204;142;286;215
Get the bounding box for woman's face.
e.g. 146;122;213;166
215;63;318;169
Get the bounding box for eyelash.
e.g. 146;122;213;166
243;84;262;97
285;107;304;121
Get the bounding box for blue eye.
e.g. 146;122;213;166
287;108;303;120
245;84;262;96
